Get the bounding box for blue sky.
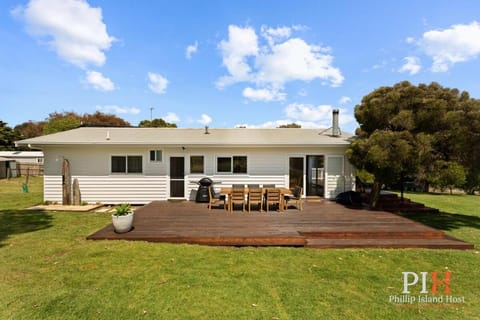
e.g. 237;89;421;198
1;0;480;133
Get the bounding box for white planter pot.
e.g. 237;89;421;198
112;212;134;233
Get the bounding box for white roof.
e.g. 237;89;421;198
16;127;352;148
0;151;44;158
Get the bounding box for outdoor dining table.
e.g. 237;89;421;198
219;187;292;212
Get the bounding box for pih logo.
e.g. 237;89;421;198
402;271;451;294
388;271;465;305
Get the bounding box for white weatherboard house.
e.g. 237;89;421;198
17;123;355;204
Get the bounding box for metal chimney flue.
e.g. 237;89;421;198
332;109;340;137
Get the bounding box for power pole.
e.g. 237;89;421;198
150;107;154;121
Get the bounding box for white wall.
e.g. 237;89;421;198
42;145;354;204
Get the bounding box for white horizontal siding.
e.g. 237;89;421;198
325;156;355;199
44;175;168;204
44;175;62;203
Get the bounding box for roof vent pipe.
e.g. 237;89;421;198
204;126;210;134
332;109;340;137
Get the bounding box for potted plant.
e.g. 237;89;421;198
112;203;134;233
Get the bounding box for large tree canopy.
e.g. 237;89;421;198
15;111;132;137
0;121;17;150
138;118;177;128
347;81;480;205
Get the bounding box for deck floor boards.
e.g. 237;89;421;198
87;201;473;249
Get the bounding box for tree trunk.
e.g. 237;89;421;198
369;180;382;208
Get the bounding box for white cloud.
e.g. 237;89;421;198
261;25;292;46
256;38;343;86
96;105;141;115
405;37;415;44
236;119;291;128
85;70;115;91
197;114;212;125
242;87;286;102
217;24;343;100
236;119;323;129
147;72;168;94
398;56;421;75
14;0;115;68
217;25;259;88
285;103;355;126
163;112;180;123
420;21;480;72
238;103;355;129
285;103;333;123
338;96;351;105
185;41;198;59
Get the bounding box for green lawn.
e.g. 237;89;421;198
1;178;479;319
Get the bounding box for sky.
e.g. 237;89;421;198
1;0;480;133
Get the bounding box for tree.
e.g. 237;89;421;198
428;161;466;194
347;81;479;204
82;111;130;127
42;111;131;135
0;121;17;150
138;118;177;128
14;121;45;139
43;112;82;135
346;130;417;207
277;123;301;128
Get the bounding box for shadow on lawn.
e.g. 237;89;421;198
399;211;480;232
0;210;53;247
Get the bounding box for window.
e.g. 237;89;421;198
217;157;231;173
112;156;126;173
217;156;247;174
190;156;204;174
150;150;162;162
111;155;143;174
233;156;247;173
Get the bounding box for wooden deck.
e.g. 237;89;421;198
87;201;474;249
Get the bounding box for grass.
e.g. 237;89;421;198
0;178;479;319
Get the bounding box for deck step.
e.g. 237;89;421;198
301;230;445;239
306;238;474;249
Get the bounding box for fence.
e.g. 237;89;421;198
16;163;44;176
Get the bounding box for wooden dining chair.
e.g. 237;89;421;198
265;188;281;212
208;187;226;210
284;186;303;210
229;188;245;212
247;188;263;212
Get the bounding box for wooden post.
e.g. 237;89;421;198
62;159;72;205
25;167;30;185
73;178;81;205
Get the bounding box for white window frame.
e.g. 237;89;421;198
189;155;205;175
149;150;163;162
215;155;248;174
110;154;144;175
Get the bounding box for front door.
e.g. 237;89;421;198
170;157;185;198
306;155;324;197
